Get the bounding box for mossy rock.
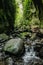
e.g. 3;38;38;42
0;33;9;42
4;38;24;56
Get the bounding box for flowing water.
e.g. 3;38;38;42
22;41;40;65
0;40;43;65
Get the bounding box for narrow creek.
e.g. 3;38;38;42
0;39;43;65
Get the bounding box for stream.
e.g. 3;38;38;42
22;41;40;65
0;39;43;65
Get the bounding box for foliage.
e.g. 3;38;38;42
23;0;32;20
14;0;23;27
0;0;16;33
0;0;43;34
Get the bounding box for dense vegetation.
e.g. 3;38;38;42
0;0;43;35
0;0;16;33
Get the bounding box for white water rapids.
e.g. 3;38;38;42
22;41;40;64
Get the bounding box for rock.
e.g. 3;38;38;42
34;42;43;52
30;30;43;40
39;47;43;59
30;33;37;40
27;57;43;65
40;29;43;34
0;61;5;65
34;42;43;59
31;25;39;33
4;38;24;56
40;39;43;43
0;33;9;42
32;60;43;65
36;32;43;39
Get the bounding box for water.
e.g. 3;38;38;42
6;57;14;65
22;41;40;64
0;40;42;65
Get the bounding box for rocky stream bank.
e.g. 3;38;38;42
0;29;43;65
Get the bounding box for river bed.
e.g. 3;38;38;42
0;39;43;65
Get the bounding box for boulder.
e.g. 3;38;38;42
4;38;24;56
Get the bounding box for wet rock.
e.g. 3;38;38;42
34;42;43;59
4;38;24;56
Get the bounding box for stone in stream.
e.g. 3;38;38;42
4;38;24;56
